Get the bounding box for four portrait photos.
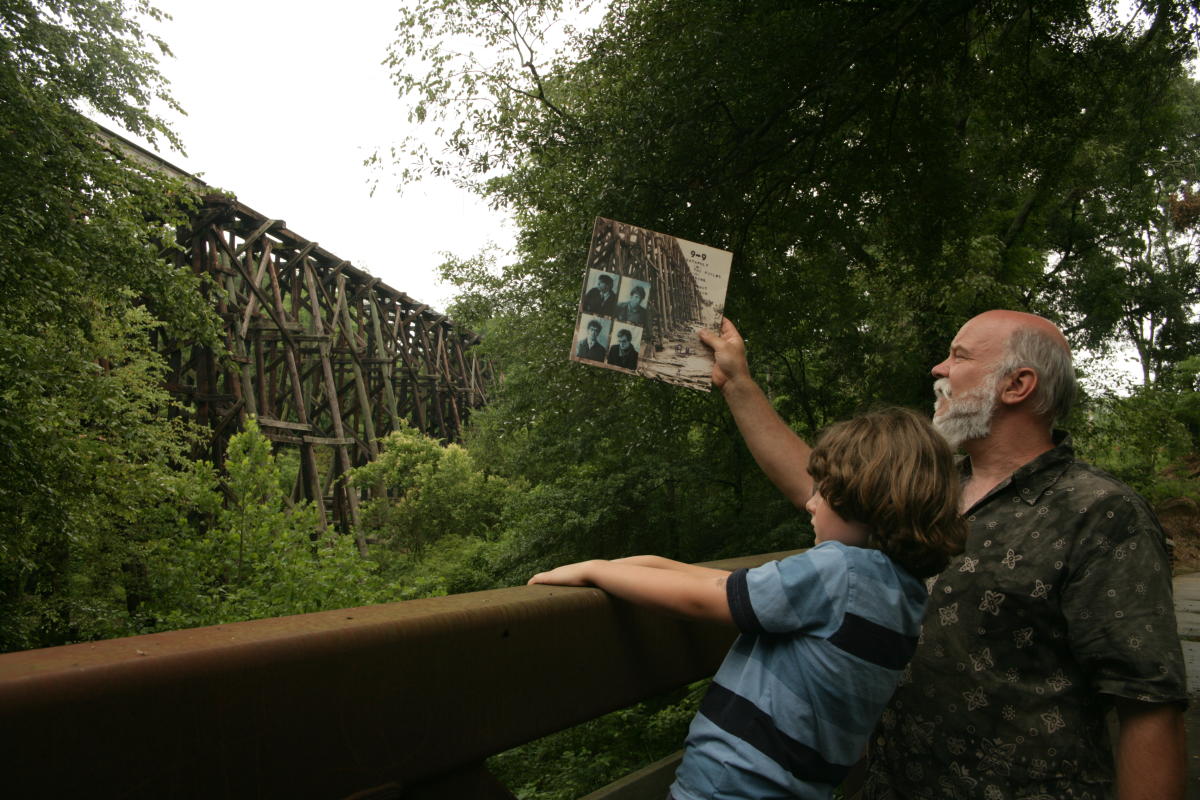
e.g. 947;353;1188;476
571;268;652;376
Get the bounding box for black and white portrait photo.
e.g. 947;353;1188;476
615;280;651;328
573;315;610;362
606;326;642;371
580;269;619;317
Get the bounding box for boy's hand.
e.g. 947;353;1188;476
528;560;604;587
698;318;750;391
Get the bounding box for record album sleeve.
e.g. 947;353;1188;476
569;217;733;392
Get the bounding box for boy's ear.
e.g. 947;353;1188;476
997;367;1038;407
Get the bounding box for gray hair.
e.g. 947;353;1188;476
995;327;1076;423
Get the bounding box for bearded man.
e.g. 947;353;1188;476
699;311;1187;800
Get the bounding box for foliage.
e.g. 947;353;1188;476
0;302;220;648
353;426;515;555
349;418;811;596
350;426;518;596
1073;357;1200;503
1046;76;1200;383
390;0;1200;576
141;421;386;631
488;682;704;800
0;0;222;651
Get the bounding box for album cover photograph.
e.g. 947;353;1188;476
568;217;733;391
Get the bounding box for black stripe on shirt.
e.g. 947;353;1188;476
827;612;916;670
726;567;767;634
700;681;849;786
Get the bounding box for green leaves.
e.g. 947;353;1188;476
353;426;514;557
0;0;219;651
375;0;1200;589
140;421;386;631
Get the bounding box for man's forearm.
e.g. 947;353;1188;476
1114;699;1185;800
721;377;813;509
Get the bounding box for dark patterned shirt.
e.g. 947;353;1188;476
863;433;1187;799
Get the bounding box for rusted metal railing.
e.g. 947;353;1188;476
0;552;794;799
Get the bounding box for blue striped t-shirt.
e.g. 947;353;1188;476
669;541;927;800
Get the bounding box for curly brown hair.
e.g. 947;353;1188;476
807;407;966;579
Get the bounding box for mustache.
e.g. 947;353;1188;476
933;378;952;400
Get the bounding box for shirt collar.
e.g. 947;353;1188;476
959;430;1074;508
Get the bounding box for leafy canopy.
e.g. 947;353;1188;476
387;1;1200;572
0;0;220;651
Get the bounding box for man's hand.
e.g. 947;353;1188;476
698;318;751;391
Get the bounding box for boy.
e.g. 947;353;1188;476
528;407;966;799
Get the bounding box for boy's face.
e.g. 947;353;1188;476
805;489;869;547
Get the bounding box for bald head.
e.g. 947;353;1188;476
965;310;1071;354
956;310;1075;424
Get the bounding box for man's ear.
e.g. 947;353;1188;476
998;367;1038;407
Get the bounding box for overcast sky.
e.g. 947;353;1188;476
97;0;512;314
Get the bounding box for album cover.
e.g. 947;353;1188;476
569;217;733;391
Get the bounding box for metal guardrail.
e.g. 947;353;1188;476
0;552;795;798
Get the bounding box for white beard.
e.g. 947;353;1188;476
932;374;1000;449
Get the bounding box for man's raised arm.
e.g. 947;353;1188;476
698;319;813;509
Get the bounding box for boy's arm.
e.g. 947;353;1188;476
698;319;813;509
611;554;730;579
528;560;733;624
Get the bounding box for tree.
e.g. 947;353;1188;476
388;0;1200;570
0;0;221;651
352;425;514;558
141;421;385;631
1040;75;1200;384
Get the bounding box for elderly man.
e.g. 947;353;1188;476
698;311;1187;800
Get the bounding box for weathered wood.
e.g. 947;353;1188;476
161;195;492;535
256;417;314;432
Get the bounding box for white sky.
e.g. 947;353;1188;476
95;0;513;315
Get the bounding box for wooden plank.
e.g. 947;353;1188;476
233;217;282;258
256;417;314;432
303;436;355;446
304;261;363;546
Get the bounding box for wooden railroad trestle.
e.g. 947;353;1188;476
159;194;493;539
586;218;705;345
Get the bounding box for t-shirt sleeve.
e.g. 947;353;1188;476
726;544;849;635
1061;493;1188;704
